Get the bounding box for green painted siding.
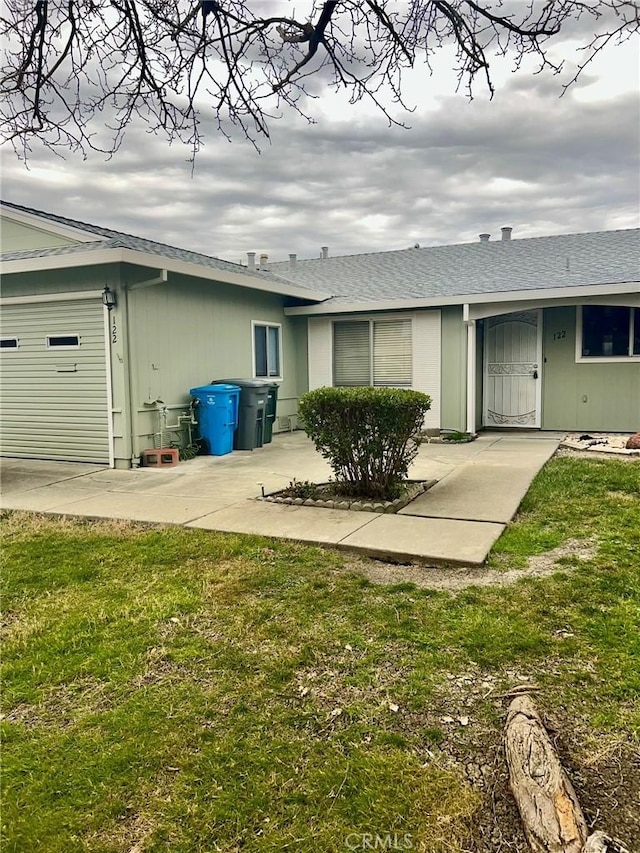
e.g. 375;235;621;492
2;264;304;466
125;271;302;455
0;264;121;297
1;217;80;252
542;306;640;431
440;306;466;431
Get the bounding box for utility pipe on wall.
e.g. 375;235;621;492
463;304;477;435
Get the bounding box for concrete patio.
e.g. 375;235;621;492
0;431;561;565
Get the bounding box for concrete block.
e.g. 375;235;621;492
340;515;505;566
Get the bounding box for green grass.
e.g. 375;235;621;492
1;457;639;852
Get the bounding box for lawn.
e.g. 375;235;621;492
1;456;639;852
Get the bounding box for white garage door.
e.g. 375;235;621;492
0;297;111;463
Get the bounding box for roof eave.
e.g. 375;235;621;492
0;246;331;302
283;281;640;315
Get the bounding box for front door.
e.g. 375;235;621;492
483;310;542;428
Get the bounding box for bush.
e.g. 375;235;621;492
298;387;431;500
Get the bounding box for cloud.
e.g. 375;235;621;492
2;34;638;263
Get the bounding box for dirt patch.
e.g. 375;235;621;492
1;677;115;729
457;710;640;852
340;538;597;592
85;811;155;853
404;666;639;852
567;735;640;848
523;537;597;574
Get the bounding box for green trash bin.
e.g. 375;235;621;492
211;378;269;450
263;384;279;444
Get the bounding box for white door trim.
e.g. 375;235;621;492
466;319;476;435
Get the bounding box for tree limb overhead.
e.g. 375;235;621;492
1;1;638;160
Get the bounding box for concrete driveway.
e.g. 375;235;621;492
0;431;561;565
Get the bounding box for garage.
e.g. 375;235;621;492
0;296;111;464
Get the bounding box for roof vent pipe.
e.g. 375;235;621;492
247;252;256;271
321;246;329;259
479;233;490;243
501;227;513;241
289;253;297;270
259;253;269;270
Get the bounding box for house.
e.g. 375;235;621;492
271;228;639;436
1;201;638;468
0;201;328;467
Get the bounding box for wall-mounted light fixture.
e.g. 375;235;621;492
102;286;117;310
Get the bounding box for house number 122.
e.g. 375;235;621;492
553;330;566;340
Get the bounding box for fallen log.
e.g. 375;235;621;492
504;695;629;853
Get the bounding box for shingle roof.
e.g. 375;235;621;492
272;229;640;305
5;200;637;307
0;200;312;291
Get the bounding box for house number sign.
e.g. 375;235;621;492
552;330;566;340
111;318;118;344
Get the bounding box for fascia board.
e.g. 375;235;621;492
283;281;640;315
117;249;332;301
1;207;102;243
1;248;122;273
1;246;331;302
470;291;640;320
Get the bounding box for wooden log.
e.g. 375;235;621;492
504;695;588;853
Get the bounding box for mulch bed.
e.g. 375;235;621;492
261;479;437;513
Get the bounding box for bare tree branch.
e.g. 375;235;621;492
1;0;638;162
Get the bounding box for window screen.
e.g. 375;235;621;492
333;319;413;386
267;326;280;377
333;321;370;385
373;319;412;386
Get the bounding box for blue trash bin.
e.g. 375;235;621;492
189;384;240;456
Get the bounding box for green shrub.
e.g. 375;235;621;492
298;387;431;500
281;479;320;500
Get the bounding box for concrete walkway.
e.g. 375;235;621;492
0;432;561;566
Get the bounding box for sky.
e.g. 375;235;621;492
2;3;639;264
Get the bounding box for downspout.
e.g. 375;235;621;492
463;303;476;435
123;269;168;466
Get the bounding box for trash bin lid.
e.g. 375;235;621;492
210;378;270;389
190;383;240;395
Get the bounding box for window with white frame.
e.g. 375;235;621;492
333;318;412;387
46;334;80;349
253;322;282;378
579;306;640;360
